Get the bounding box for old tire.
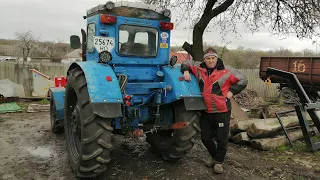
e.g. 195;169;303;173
279;87;298;104
50;93;64;134
64;67;113;179
146;101;201;161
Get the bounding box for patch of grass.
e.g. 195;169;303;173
277;155;291;162
273;145;290;152
38;99;50;105
312;134;320;142
313;150;320;156
264;97;282;105
294;176;305;180
291;141;307;152
17;101;28;111
271;141;308;153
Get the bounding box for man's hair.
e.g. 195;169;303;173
204;47;218;54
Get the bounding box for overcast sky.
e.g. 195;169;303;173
1;0;319;52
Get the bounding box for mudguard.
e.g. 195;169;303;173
68;61;123;118
49;87;65;121
162;65;207;110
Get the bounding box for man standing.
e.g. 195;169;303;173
181;47;248;174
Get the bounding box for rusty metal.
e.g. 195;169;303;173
260;57;320;90
266;67;320;151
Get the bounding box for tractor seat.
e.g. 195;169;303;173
120;42;149;56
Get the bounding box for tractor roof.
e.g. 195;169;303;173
87;1;169;19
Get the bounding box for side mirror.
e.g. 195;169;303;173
170;55;178;67
70;35;81;49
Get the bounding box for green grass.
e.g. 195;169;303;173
264;97;282;105
291;141;307;152
38;99;50;105
313;150;320;156
294;176;305;180
312;134;320;142
271;141;307;153
273;145;290;152
17;101;28;111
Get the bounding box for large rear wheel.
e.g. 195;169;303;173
64;67;113;178
146;101;201;161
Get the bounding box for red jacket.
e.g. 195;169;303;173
181;59;248;113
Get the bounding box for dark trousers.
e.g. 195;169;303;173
200;111;231;163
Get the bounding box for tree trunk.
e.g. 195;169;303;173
232;132;251;144
251;130;304;151
191;24;205;62
247;115;312;138
230;118;267;133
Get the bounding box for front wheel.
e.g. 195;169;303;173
64;67;113;178
50;92;64;134
146;101;201;161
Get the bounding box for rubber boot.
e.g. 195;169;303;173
213;163;224;174
205;156;215;167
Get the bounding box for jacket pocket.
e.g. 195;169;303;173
211;94;228;112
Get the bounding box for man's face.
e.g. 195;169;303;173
204;55;218;68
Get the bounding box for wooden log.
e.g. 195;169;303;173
247;115;312;138
230;119;268;133
232;132;251;145
251;130;303;150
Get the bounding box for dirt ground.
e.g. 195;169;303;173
1;111;320;180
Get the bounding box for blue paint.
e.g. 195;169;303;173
161;65;202;104
86;15;171;65
49;87;65;121
51;4;204;131
69;61;123;103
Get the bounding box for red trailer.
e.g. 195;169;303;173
259;57;320;102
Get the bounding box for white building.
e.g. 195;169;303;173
61;49;82;64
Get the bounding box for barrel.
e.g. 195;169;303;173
259;57;320;87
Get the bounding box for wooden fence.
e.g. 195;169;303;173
0;62;279;98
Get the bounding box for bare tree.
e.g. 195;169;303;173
41;40;70;61
143;0;320;62
14;31;38;62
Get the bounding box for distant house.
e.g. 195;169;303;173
169;51;192;63
61;49;82;64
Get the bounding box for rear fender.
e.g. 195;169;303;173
49;87;65;121
68;62;123;118
162;66;207;111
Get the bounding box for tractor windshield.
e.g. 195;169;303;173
119;25;158;57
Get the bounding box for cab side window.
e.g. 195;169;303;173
87;23;96;52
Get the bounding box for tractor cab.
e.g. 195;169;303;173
71;1;174;65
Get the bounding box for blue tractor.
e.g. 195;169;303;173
49;1;206;178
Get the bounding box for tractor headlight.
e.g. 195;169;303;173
163;9;171;18
106;1;115;10
99;51;112;63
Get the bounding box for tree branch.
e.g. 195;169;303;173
210;0;235;18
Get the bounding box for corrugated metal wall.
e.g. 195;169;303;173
238;69;279;98
0;62;279;98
